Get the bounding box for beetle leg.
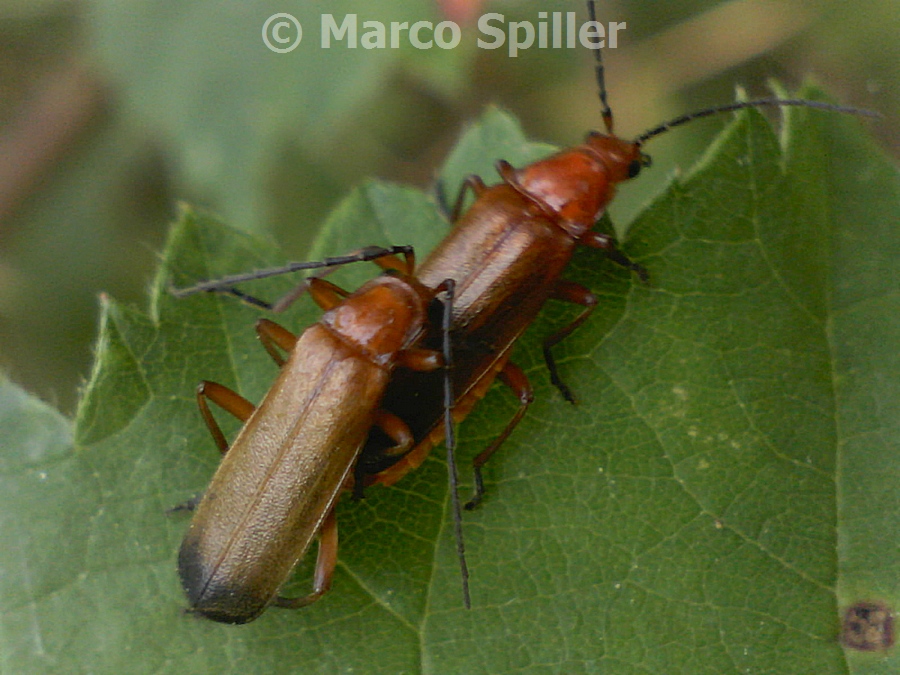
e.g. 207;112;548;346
367;436;431;489
373;410;415;457
354;345;446;496
370;248;416;276
196;380;256;455
274;508;338;609
394;347;443;372
440;175;487;223
171;383;255;513
306;277;351;310
465;361;534;510
268;278;314;313
543;280;599;404
351;410;417;499
495;159;517;184
167;494;202;513
353;342;446;495
255;318;297;367
581;231;648;281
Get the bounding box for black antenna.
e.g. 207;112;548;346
635;98;880;145
587;0;613;133
438;278;470;609
170;245;414;297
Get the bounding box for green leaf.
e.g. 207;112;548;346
2;92;897;673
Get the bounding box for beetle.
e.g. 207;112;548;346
178;79;873;517
350;0;877;507
174;0;877;596
175;247;463;623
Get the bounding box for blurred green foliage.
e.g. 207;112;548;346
0;0;896;412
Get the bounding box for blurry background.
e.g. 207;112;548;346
0;0;896;413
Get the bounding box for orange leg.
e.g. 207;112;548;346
395;347;443;373
373;410;415;457
274;508;338;609
358;341;447;491
171;381;256;513
355;410;422;493
368;439;432;489
542;280;598;405
196;380;256;455
255;318;297;367
580;230;648;281
465;361;534;510
447;175;488;223
542;234;646;403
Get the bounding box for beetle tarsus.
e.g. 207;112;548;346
464;470;485;511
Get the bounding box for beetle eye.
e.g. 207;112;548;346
627;160;642;178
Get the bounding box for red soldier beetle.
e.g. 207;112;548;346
173;247;467;623
176;0;878;596
350;1;878;508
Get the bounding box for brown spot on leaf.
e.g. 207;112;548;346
842;601;894;651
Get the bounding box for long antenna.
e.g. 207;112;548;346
635;98;880;145
587;0;613;133
438;278;470;609
170;245;413;297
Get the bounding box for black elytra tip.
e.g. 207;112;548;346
177;533;266;625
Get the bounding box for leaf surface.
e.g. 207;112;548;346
1;95;897;674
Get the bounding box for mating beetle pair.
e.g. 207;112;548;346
171;1;875;624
